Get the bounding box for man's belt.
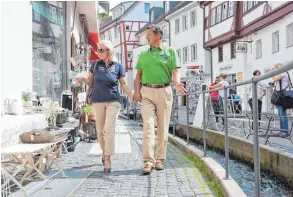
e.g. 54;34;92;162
142;83;170;88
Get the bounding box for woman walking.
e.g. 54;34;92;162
209;73;230;125
75;40;132;172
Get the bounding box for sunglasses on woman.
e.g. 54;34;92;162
97;48;110;54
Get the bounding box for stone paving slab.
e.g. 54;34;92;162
50;119;215;197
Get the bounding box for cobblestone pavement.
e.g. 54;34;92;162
51;119;215;197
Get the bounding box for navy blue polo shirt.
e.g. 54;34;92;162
89;60;125;103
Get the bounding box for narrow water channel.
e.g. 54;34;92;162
188;140;293;197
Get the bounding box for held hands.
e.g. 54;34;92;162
133;91;141;102
127;93;133;103
175;82;187;95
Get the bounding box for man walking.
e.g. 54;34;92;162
133;25;186;175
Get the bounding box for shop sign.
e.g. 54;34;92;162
220;64;233;71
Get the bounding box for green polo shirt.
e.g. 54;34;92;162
135;45;180;84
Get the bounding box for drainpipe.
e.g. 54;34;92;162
70;2;77;32
120;4;126;67
199;2;213;83
163;18;171;46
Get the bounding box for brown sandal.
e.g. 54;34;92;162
142;164;153;175
155;161;164;170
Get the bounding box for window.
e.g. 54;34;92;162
243;2;247;13
218;46;223;62
272;31;279;53
247;1;253;10
127;51;133;60
191;10;197;27
162;25;168;37
228;1;235;17
231;42;236;59
182;14;188;31
100;34;105;40
50;6;57;23
243;1;261;13
144;3;150;13
33;2;40;21
114;26;118;38
150;10;154;22
286;23;293;47
32;2;65;100
165;1;169;13
256;39;262;59
211;2;234;26
175;18;180;34
191;44;197;61
222;2;228;20
211;9;216;26
176;49;181;63
183;47;189;63
126;25;130;31
216;5;222;24
204;18;209;28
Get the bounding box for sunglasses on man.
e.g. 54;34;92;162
97;48;110;54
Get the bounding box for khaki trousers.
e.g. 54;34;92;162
140;86;173;166
92;101;121;156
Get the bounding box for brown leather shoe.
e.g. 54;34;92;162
155;161;164;170
142;164;153;175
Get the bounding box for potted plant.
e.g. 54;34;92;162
22;91;31;106
81;104;97;142
82;104;95;122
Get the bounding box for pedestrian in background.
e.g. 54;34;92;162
209;73;230;125
209;76;220;122
247;70;266;125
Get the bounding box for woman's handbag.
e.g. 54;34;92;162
271;72;293;109
20;128;69;143
20;130;54;143
86;61;98;105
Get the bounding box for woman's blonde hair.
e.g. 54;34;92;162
97;40;117;62
219;73;227;79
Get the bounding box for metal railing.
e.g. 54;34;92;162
172;60;293;197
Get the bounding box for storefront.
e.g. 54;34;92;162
32;1;67;101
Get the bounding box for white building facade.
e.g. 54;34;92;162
202;1;293;112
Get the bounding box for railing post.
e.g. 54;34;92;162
186;93;190;145
202;92;207;156
126;98;129;118
223;87;229;179
252;81;260;197
173;92;176;136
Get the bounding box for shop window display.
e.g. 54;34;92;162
32;1;66;101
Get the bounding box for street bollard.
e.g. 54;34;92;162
223;87;229;179
202;92;207;156
186;93;190;145
252;81;261;197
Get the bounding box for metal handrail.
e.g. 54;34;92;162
172;60;293;197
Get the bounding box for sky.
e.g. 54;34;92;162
109;1;123;9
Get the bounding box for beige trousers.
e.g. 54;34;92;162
92;101;121;156
140;86;173;166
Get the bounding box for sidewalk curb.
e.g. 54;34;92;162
168;134;247;197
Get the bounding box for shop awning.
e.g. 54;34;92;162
88;32;99;62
